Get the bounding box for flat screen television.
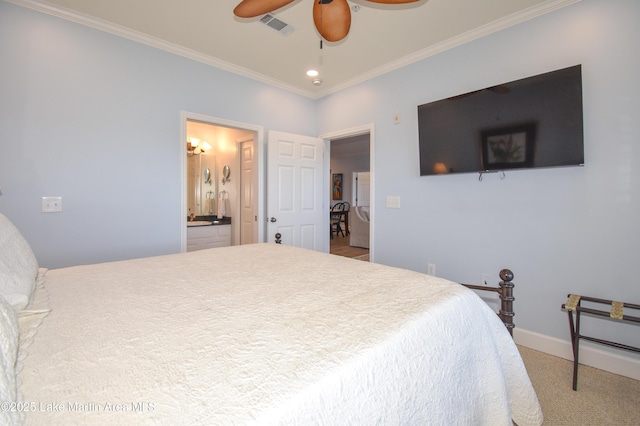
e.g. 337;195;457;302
417;65;584;176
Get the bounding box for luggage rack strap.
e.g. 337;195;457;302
561;294;640;390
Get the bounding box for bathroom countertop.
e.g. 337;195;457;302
188;216;231;226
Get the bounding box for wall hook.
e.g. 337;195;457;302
478;170;503;182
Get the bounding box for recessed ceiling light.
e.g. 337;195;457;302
306;69;319;77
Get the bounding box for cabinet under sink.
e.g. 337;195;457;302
187;223;231;251
187;220;216;227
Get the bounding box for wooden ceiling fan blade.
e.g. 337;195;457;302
313;0;351;42
234;0;296;18
366;0;420;3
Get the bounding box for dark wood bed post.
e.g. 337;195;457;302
461;268;515;337
498;269;515;336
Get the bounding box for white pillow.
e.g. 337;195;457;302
0;295;19;425
0;214;38;310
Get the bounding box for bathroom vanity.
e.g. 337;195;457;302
187;217;231;252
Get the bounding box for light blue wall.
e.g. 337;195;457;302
317;0;640;347
0;1;316;268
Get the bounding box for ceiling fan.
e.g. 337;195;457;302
234;0;420;42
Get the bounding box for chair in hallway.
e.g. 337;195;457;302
339;202;350;235
330;203;346;239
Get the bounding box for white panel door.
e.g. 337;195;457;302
267;130;324;250
354;171;370;207
240;140;258;244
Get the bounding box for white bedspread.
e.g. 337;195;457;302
18;244;542;425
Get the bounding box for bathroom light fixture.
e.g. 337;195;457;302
306;69;319;77
187;138;211;156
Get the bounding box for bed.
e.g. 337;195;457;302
0;213;543;425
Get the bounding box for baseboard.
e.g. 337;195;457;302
514;328;640;381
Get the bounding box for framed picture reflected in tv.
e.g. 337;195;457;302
418;65;584;176
481;123;536;170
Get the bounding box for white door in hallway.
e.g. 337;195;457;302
267;130;324;250
354;171;370;207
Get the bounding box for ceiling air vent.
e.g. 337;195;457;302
259;14;295;36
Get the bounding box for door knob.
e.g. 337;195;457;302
270;217;277;222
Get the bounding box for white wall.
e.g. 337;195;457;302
317;0;640;369
0;1;316;268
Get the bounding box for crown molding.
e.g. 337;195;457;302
5;0;316;98
7;0;581;100
316;0;582;98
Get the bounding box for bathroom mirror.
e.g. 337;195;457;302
187;155;216;216
222;165;231;184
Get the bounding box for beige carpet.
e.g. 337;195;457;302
518;346;640;425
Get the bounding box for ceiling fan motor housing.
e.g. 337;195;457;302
234;0;421;42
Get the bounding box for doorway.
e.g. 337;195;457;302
180;112;264;252
323;125;373;261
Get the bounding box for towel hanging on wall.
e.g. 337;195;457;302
206;191;215;215
217;190;228;219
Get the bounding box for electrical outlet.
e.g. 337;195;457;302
42;196;63;213
427;263;436;276
481;274;490;286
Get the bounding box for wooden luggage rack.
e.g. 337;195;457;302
562;294;640;390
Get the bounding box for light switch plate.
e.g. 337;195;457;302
42;196;63;212
427;263;436;276
386;196;401;209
